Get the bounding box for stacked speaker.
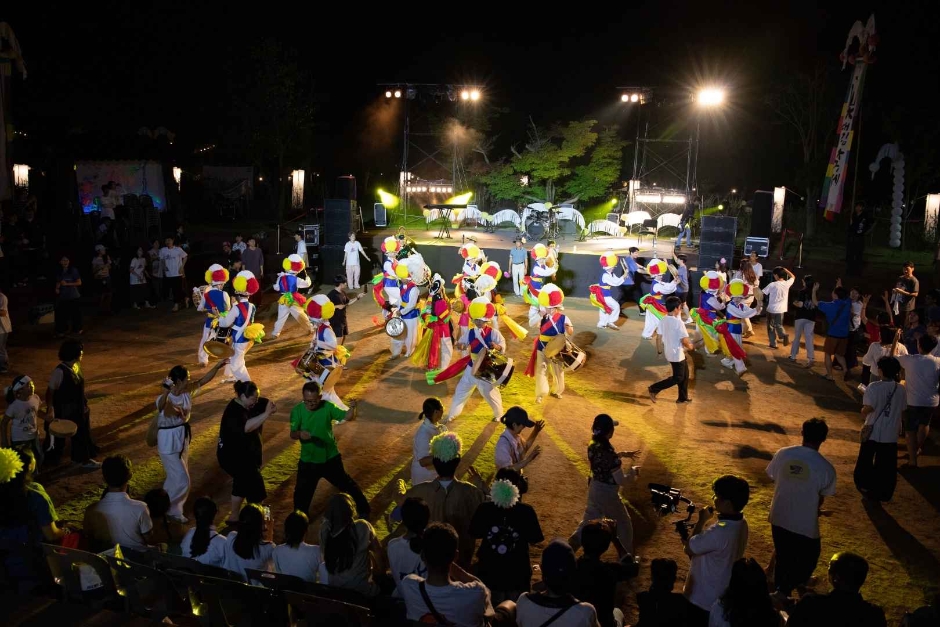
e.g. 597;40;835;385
694;216;738;297
322;175;358;247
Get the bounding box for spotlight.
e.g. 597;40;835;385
631;94;639;103
697;88;725;106
394;89;402;98
470;89;481;101
461;90;470;101
385;90;392;98
621;94;629;102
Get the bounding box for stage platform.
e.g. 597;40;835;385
317;224;697;298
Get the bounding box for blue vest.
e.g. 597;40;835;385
278;274;299;293
469;327;495;355
599;272;614;297
203;288;229;328
401;284;420;319
537;313;566;350
232;302;255;344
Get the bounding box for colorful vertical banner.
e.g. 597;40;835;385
772;187;785;233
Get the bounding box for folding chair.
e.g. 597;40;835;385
106;555;192;621
640;218;659;253
284;590;374;627
41;544;118;609
148;549;242;581
169;569;289;627
244;568;306;592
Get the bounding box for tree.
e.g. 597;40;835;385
512;119;598;203
564;126;626;202
767;60;840;238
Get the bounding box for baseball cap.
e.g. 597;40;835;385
592;414;619;435
501;406;535;428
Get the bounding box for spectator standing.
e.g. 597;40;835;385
681;475;751;626
674;254;691;322
748;252;764;316
342;232;370;290
902;309;927;356
675;203;695;249
846;202;872;273
896;335;940;467
293;230;308;267
814;285;853;381
175;224;189;252
273;510;323;583
0;287;10;373
2;375;43;469
160;236;188;312
91;244;112;313
861;326;907;384
762;266;794;349
515;540;601;627
82;455;154;552
399;522;497;627
232;234;247;254
786;552;887;627
98;182;118;221
648;296;694;403
45;340;99;468
387;497;429;597
844;287;864;375
855;357;905;502
925;289;940;324
766;418;836;598
181;497;227;566
493;406;544;472
708;558;781;627
222;241;240;274
635;558;691;627
319;492;385;596
574;519;640;627
240;237;264;288
617;247;644;317
222;503;275;581
890;261;919;327
327;275;352;345
789;276;818;367
411;397;446;485
54;255;83;338
509;238;528;297
470;468;544;603
129;246;154;309
289;380;368;518
148;239;164;304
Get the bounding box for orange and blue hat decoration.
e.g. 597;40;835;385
205;264;229;285
699;270;725;292
600;253;619;269
282;254;305;273
305;294;336;320
538;283;564;308
531;244;548;260
724;279;752;299
646;258;668;276
232;270;260;295
468;296;496;320
381;237;400;254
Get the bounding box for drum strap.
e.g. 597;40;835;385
525;315;563;377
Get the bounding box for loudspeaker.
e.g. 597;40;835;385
698;215;737;274
750;191;773;239
323;199;357;246
374;203;387;227
302;224;320;247
336;175;357;201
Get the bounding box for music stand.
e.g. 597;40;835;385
425;204;467;240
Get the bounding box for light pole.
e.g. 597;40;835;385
692;87;726;194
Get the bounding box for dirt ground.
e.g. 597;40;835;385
7;287;939;624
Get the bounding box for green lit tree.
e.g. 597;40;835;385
563;126;626;202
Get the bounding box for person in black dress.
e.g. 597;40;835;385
44;340;100;468
217;380;277;523
327;274;362;345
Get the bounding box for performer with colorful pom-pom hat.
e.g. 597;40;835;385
391;263;421;358
435;297;506;423
379;236;403;307
590;253;625;330
218;271;264;382
690;271;727;356
523;244;557;327
302;295;352;412
525;283;573;403
196;264;232;368
271;254;313;339
719;279;757;375
640;258;678;339
411;274;454;382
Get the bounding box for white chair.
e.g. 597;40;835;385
623;211;652;234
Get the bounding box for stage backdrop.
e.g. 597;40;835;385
76;161;167;213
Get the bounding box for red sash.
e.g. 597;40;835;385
525;314;560;377
433;327;491;383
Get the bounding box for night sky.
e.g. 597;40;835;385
6;0;939;204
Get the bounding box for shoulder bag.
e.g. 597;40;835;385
861;383;897;443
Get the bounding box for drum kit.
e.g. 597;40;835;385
525;204;560;241
294;348;344;391
542;335;587;372
471;350;515;388
203;326;235;359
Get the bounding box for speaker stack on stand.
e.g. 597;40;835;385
694;215;737;299
321;176;360;279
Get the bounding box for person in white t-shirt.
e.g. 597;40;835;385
896;334;940;468
748;251;764;314
399;522;498;627
856;357;906;502
515;540;600;627
761;266;795;349
388;497;429;597
342;233;371;289
222;503;276;582
861;325;907;381
765;418;836;598
98;182;118;221
681;474;750;623
649;296;694;403
293;230;308;264
273;511;322;583
160;236;188;312
83;455;155;552
181;497;228;567
2;375;43;468
412;398;445;485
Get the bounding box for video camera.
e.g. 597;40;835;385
649;483;698;539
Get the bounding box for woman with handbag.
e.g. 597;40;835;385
148;359;228;523
854;356;905;502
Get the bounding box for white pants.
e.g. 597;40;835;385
791;319;816;362
570;480;634;554
346;264;361;289
272;303;313;337
198;326;234;378
535;351;564;399
598;297;620;328
229;342;252;382
528;306;541;328
641;309;660;339
446;367;503;421
437;337;454;370
456;326;470;358
317;366;348;411
511;264;526;296
385;285;401;307
160;439;190;518
721;333;747;373
391;317;420;357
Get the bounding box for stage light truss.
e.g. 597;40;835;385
616;86;652;105
379;83;483;102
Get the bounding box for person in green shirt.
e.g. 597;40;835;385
290;380;370;519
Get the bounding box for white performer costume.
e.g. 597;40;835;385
271;254;313;338
218;271;263;382
156;389;192;520
445;298;506;422
391;278;420;358
380;236;404;307
596;260;625;329
531;284;572;402
641;276;678;339
525;246;558;327
721;280;758;375
196;264;232;373
306;295;349;411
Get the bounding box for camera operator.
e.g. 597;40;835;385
680;474;751;627
568;414;640;554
